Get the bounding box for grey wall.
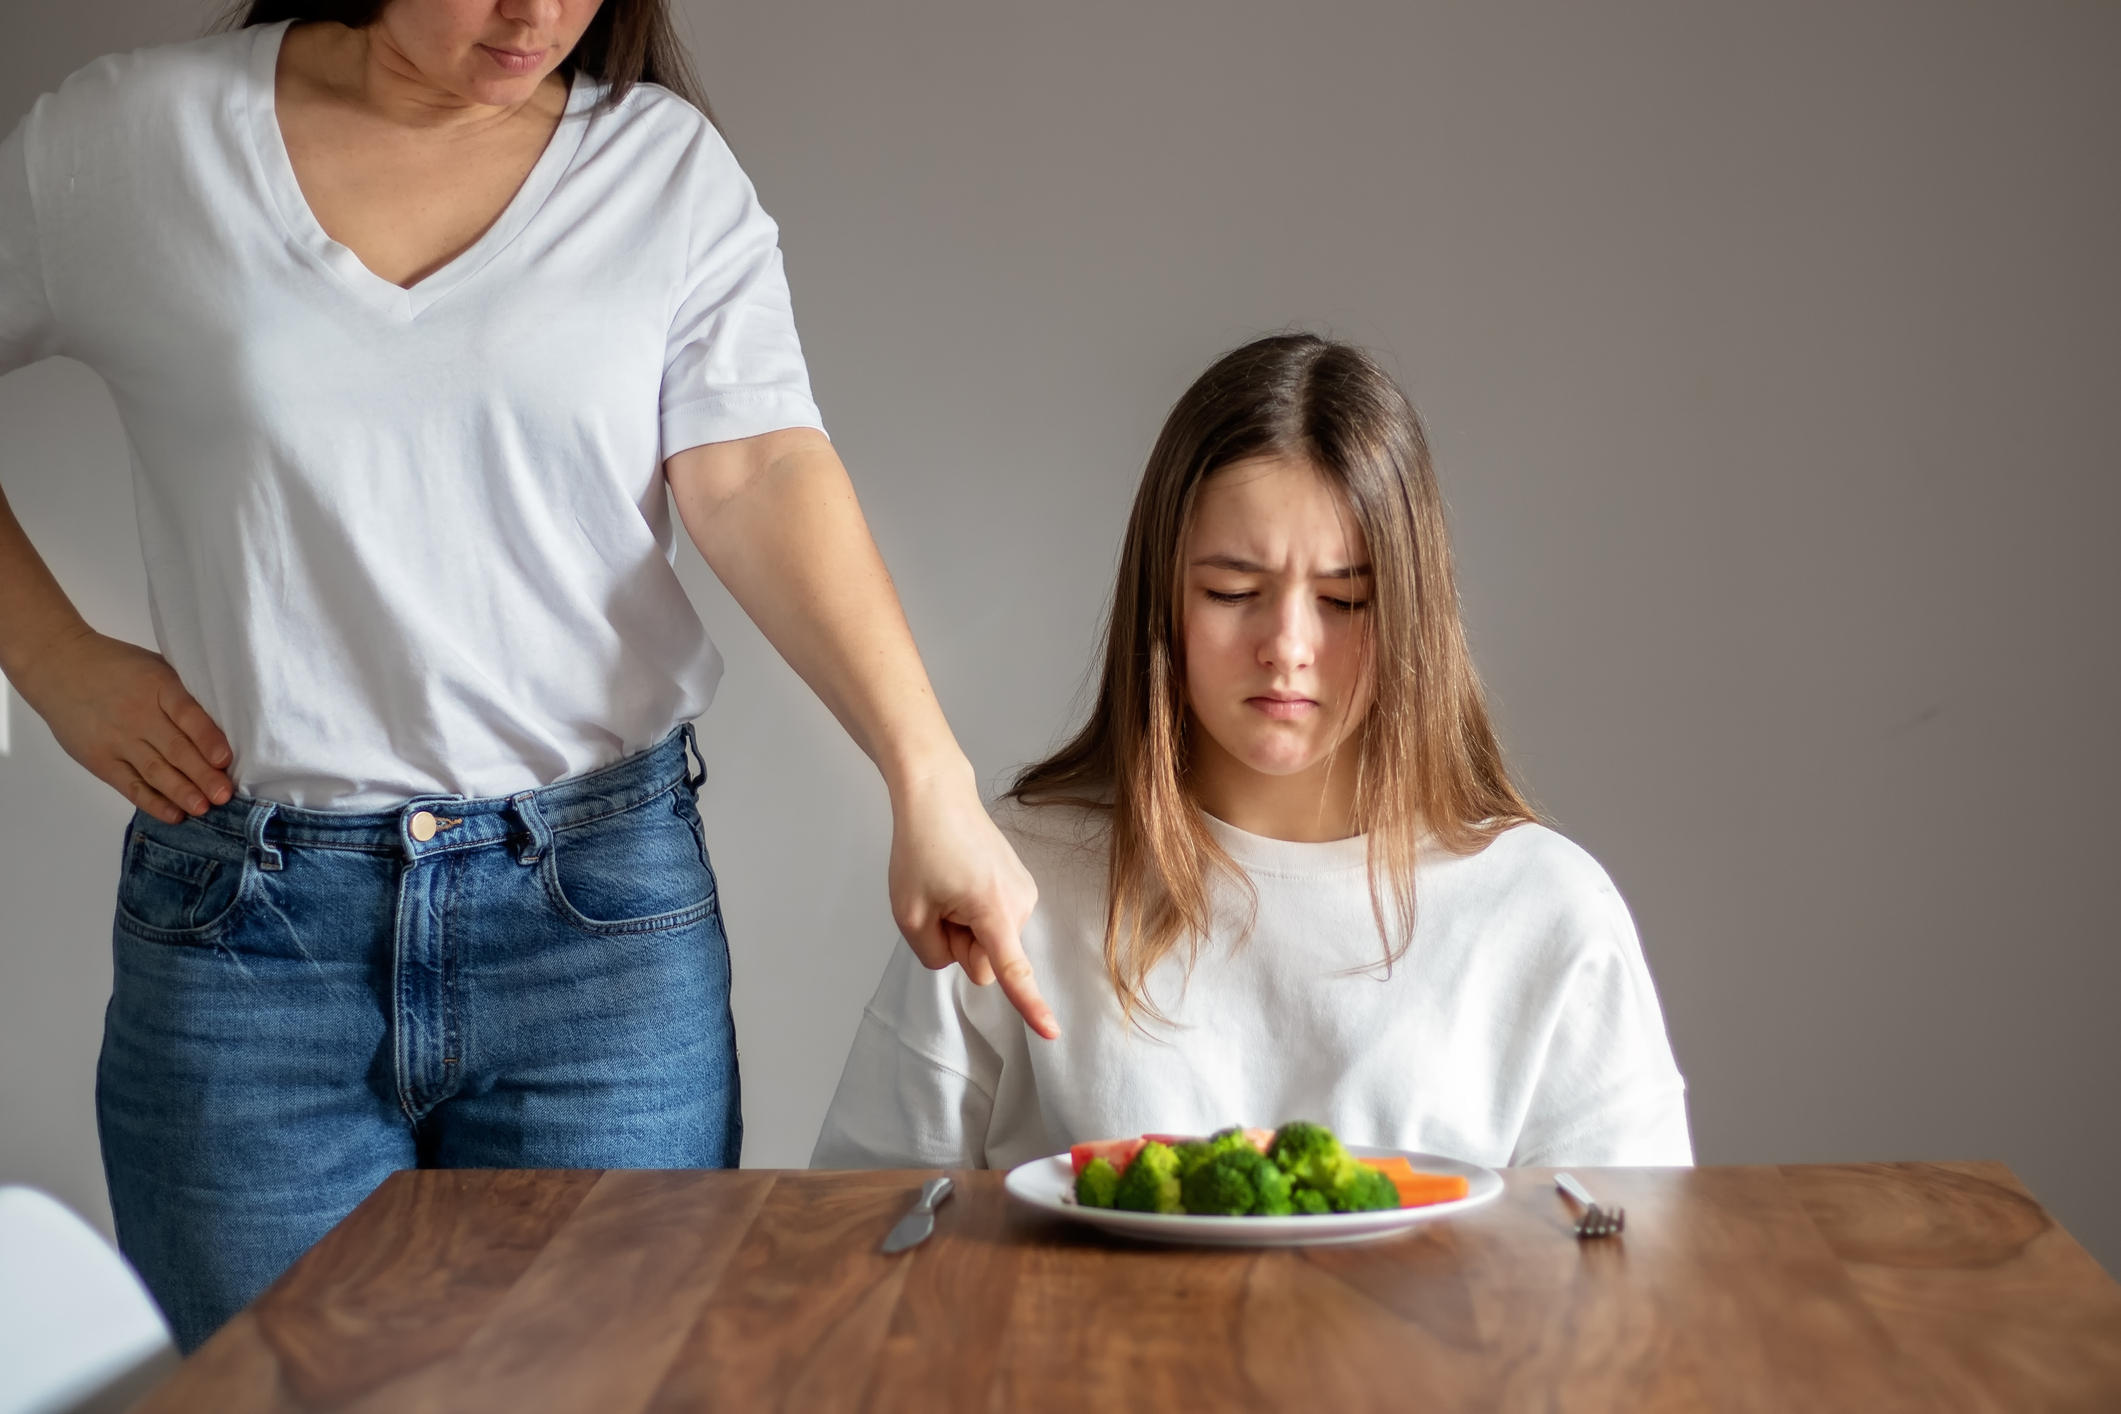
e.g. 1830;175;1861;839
2;0;2115;1278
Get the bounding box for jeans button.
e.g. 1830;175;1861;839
409;810;437;843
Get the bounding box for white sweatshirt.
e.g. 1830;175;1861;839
813;802;1692;1171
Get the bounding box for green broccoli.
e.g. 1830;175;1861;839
1114;1140;1183;1214
1181;1151;1258;1215
1269;1120;1363;1193
1332;1165;1402;1213
1251;1157;1296;1216
1269;1121;1405;1212
1090;1123;1396;1219
1181;1148;1295;1216
1172;1140;1217;1177
1075;1156;1121;1209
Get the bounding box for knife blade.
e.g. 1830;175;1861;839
880;1175;954;1254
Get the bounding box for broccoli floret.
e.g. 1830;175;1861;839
1269;1121;1351;1181
1181;1148;1294;1216
1206;1126;1258;1159
1332;1165;1402;1213
1114;1141;1183;1214
1181;1152;1258;1215
1075;1157;1121;1209
1251;1158;1296;1216
1269;1121;1363;1194
1269;1122;1406;1214
1172;1140;1217;1177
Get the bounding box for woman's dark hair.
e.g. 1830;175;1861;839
218;1;711;119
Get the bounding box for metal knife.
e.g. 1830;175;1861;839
879;1175;954;1254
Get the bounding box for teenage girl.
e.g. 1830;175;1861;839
814;334;1690;1169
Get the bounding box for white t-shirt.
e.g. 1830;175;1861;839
0;23;823;807
813;802;1693;1170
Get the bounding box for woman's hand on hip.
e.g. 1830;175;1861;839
0;489;233;822
888;762;1060;1040
19;630;235;824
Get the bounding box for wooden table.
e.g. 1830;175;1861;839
141;1163;2121;1412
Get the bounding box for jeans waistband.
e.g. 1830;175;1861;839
183;725;703;864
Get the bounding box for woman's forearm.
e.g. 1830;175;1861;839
667;427;1058;1038
0;485;96;701
666;427;963;793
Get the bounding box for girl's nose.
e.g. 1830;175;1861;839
1258;591;1318;672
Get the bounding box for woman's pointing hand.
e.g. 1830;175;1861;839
889;764;1059;1040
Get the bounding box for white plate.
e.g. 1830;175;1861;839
1003;1145;1503;1247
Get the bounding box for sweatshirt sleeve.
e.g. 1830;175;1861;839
1508;874;1694;1167
0;115;60;376
810;942;1006;1169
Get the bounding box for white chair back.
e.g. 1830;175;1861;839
0;1187;176;1414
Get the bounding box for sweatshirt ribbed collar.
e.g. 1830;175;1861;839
1201;812;1370;877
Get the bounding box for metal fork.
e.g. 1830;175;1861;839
1555;1172;1626;1238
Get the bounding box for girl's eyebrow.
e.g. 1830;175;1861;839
1190;554;1373;579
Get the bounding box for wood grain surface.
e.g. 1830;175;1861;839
135;1163;2121;1414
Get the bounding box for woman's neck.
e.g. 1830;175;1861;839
282;21;563;135
1185;729;1363;843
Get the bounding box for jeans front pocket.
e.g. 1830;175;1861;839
542;787;720;935
115;818;253;942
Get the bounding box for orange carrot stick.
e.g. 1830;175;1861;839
1360;1157;1470;1207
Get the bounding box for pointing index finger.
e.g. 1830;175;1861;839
966;911;1059;1040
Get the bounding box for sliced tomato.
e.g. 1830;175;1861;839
1069;1137;1146;1178
1141;1133;1197;1147
1242;1127;1276;1154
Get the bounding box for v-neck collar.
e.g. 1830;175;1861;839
243;20;594;322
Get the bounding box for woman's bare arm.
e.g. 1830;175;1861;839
666;427;1060;1039
0;486;233;823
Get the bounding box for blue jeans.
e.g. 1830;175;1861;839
95;727;740;1352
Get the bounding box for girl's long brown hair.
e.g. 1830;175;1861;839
218;0;712;119
1011;334;1537;1023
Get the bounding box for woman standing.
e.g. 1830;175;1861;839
0;0;1054;1350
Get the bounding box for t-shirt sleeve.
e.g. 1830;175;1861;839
810;941;1009;1169
1509;877;1694;1168
657;121;824;459
0;115;60;376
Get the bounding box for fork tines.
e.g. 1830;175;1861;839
1555;1172;1626;1239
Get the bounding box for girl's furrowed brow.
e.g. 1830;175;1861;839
1188;554;1373;578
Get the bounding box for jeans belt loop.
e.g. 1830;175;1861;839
680;721;706;793
246;801;283;872
511;790;553;867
